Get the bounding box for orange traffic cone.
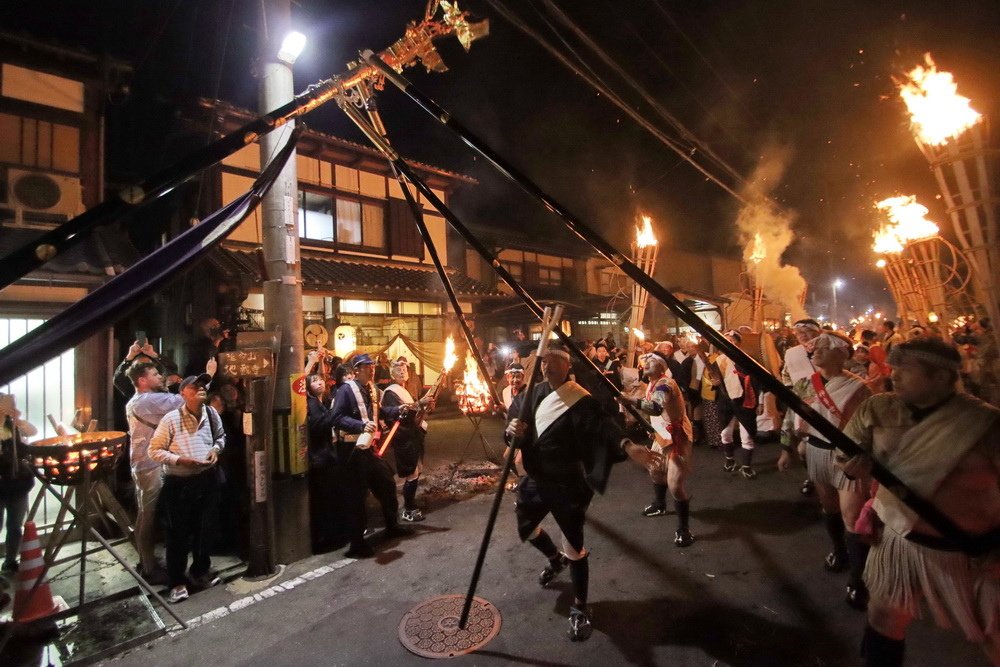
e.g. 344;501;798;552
12;521;64;623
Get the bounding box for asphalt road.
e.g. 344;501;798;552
102;412;988;666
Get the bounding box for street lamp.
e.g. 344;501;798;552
277;31;307;64
831;278;844;328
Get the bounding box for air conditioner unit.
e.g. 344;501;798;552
1;167;84;228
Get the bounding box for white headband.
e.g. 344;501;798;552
815;333;850;350
543;349;571;361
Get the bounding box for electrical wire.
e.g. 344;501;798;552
486;0;747;204
541;0;746;188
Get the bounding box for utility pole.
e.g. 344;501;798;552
259;0;310;563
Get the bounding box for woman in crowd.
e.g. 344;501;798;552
0;393;38;573
305;373;339;551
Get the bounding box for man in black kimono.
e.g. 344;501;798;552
506;344;661;641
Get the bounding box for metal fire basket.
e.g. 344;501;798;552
24;431;125;486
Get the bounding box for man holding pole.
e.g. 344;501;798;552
380;359;435;523
505;343;662;641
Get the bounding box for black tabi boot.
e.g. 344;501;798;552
739;447;757;479
823;512;849;572
844;531;871;610
567;556;592;641
530;531;567;587
643;484;669;516
674;498;694;547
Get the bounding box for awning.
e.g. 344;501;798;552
212;245;503;300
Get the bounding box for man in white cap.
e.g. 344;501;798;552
782;331;871;609
506;344;661;641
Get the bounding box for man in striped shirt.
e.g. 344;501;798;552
149;373;225;603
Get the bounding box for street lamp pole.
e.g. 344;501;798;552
831;278;843;328
259;0;309;564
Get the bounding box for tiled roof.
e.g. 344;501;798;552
213;245;503;299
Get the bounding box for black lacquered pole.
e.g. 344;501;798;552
363;50;989;554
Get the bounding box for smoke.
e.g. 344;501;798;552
735;146;808;320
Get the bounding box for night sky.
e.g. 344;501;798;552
4;0;999;318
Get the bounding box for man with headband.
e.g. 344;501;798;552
381;359;435;522
781;318;824;496
784;331;872;607
841;339;1000;665
625;349;695;546
506;343;662;640
502;362;526;409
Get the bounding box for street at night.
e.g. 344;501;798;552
95;412;985;666
1;1;999;665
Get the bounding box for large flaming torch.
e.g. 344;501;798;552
898;55;999;347
748;231;766;330
873;195;973;328
627;215;659;366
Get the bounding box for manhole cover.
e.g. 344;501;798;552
399;594;501;659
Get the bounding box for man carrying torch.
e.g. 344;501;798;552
380;359;437;523
505;342;663;640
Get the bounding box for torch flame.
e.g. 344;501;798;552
456;350;492;414
872;226;905;255
442;336;457;372
899;54;982;146
633;328;646;342
748;231;766;265
636;215;657;248
876;195;939;243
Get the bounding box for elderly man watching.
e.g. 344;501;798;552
149;374;225;603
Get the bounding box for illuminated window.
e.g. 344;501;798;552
399;301;442;315
339;299;391;314
0;113;80;173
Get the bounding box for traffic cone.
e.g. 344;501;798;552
12;521;63;623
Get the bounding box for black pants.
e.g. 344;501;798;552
338;443;398;546
160;470;220;588
515;476;592;554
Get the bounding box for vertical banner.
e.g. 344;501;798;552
288;374;309;475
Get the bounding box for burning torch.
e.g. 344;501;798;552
627;215;659;366
897;55;1000;349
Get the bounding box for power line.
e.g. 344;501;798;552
486;0;747;204
541;0;746;187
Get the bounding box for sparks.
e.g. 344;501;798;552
898;54;982;146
